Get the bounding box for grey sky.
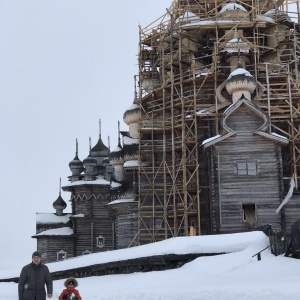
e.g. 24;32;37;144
0;0;170;269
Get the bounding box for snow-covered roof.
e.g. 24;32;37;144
271;132;289;140
125;103;139;111
33;227;73;237
111;145;122;152
228;67;253;79
36;213;71;224
71;213;85;218
255;131;289;145
201;135;221;145
124;160;142;168
111;181;122;188
182;19;250;28
123;136;139;145
63;176;110;187
256;14;275;23
107;199;136;205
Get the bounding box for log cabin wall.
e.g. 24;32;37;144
109;203;138;249
70;184;113;255
212;107;284;233
37;236;75;263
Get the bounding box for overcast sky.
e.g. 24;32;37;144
0;0;170;269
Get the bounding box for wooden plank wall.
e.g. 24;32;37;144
71;185;114;256
210;104;286;233
38;237;75;263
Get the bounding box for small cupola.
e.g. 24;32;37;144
110;123;125;181
123;76;142;139
90;120;110;175
110;124;124;166
83;138;97;181
225;63;256;103
69;139;84;182
52;178;67;216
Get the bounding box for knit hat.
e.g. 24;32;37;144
64;277;78;288
32;251;41;258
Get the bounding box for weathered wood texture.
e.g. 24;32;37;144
70;185;114;256
108;203;138;249
211;107;285;233
36;236;75;263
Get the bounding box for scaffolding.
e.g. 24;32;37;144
136;0;300;244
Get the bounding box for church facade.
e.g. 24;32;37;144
33;0;300;263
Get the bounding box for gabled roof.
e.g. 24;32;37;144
202;97;289;149
222;98;269;133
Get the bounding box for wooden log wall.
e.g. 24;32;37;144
70;185;114;256
37;236;75;263
210;103;287;233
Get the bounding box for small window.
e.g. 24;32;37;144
83;250;91;255
96;235;105;248
237;162;257;175
57;250;67;261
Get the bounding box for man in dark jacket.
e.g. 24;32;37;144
18;251;53;300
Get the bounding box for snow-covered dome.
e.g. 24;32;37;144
218;2;249;21
69;155;84;175
83;153;97;180
226;64;256;102
69;140;84;178
264;9;291;22
91;136;109;157
175;11;200;24
83;154;97;167
123;102;142;139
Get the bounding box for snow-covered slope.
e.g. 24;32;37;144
1;232;300;300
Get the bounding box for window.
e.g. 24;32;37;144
57;250;67;261
237;162;257;175
83;250;91;255
96;235;105;248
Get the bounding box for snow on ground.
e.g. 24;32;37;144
1;231;300;300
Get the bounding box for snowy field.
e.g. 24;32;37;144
1;231;300;300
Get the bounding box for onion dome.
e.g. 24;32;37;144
83;153;97;180
91;136;109;157
110;143;124;182
218;2;249;21
225;64;256;102
69;155;84;175
123;102;142;139
53;194;67;216
69;140;83;180
53;179;67;216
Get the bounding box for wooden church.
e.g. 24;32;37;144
33;0;300;262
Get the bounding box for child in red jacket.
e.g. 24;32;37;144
59;277;82;300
